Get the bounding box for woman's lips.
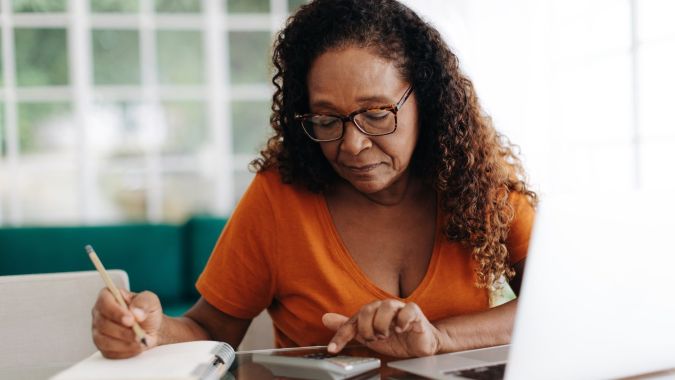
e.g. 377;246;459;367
344;163;381;173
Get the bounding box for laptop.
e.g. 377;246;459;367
388;192;675;379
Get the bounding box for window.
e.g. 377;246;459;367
403;0;675;195
0;0;306;225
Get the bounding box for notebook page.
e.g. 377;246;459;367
51;341;223;380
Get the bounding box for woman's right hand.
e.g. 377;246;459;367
91;288;164;358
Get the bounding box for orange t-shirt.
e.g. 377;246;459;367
196;169;534;348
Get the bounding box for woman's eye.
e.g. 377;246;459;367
313;117;340;127
363;111;389;121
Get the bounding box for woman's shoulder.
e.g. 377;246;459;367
505;190;537;263
250;167;317;203
508;190;537;218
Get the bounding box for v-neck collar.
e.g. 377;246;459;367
315;192;443;302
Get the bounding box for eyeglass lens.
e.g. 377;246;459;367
302;109;396;141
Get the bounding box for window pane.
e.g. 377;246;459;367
156;30;204;85
0;33;3;86
0;162;6;222
162;172;214;222
18;102;73;154
92;29;140;85
92;101;149;156
228;32;271;84
640;139;675;189
90;0;138;13
288;0;306;12
550;142;634;192
92;102;148;222
155;0;200;13
0;103;4;157
14;28;69;86
638;43;675;138
232;100;271;154
98;167;148;221
234;169;255;202
551;0;630;59
18;167;79;224
13;0;65;12
637;0;675;42
552;55;633;144
160;101;208;154
227;0;269;13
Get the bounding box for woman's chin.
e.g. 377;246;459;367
351;182;386;195
336;167;410;198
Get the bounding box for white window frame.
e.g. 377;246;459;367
1;0;291;225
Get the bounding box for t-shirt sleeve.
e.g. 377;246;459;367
195;173;277;319
505;193;536;265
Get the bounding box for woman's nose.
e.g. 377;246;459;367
339;121;372;155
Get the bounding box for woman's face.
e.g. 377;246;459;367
306;46;419;196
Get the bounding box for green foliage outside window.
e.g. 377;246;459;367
155;0;200;13
161;101;208;154
92;29;140;85
90;0;138;13
227;0;270;13
18;102;72;154
288;0;307;12
1;0;305;224
15;28;69;86
0;104;5;157
232;100;271;154
0;35;3;86
13;0;66;12
228;31;271;84
156;30;204;85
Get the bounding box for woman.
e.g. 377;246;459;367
91;0;536;359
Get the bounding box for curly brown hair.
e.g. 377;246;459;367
251;0;537;288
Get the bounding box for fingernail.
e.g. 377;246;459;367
376;334;387;340
327;342;337;353
122;315;133;325
395;326;403;333
131;307;146;321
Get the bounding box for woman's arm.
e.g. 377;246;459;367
435;258;526;352
433;299;517;353
323;258;527;357
323;298;518;357
92;290;251;358
163;297;252;347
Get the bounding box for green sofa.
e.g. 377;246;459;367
0;216;227;316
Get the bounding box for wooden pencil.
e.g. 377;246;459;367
85;244;148;347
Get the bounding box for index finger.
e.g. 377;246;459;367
95;287;133;324
327;316;357;354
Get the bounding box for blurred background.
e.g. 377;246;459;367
0;0;673;226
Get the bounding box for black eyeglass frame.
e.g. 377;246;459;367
294;85;414;142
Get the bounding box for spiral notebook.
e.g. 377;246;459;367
50;341;235;380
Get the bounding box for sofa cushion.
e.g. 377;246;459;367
182;216;227;299
0;224;184;302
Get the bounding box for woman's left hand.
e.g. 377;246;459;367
322;299;444;358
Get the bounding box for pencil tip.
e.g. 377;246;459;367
85;245;94;254
141;337;148;347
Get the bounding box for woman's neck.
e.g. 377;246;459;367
334;172;427;208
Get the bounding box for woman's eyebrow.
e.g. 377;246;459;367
310;95;394;111
354;95;393;104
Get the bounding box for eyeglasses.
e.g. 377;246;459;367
295;85;414;142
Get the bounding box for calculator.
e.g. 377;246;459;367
251;350;381;380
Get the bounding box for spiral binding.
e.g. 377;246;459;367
212;342;235;368
197;342;235;380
